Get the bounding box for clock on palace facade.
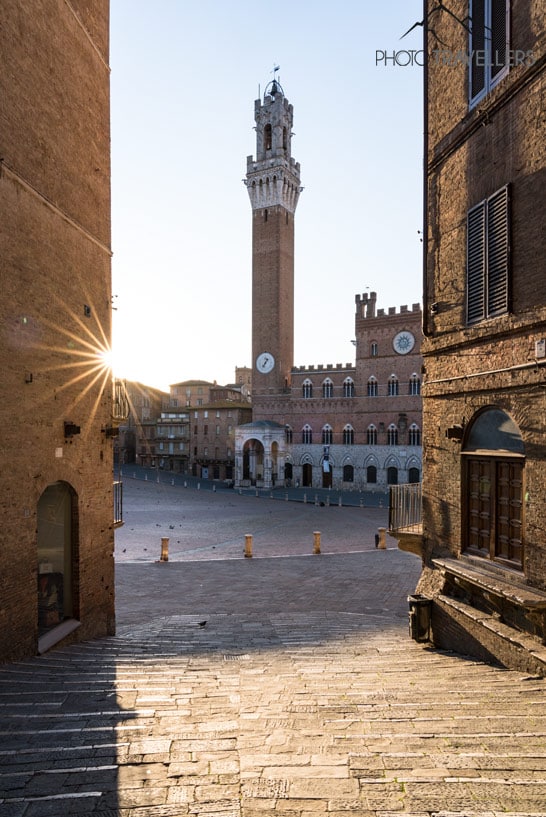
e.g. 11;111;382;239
393;330;415;355
256;352;275;374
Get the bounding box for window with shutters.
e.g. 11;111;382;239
467;185;510;325
469;0;510;107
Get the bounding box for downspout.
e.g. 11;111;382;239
422;0;433;338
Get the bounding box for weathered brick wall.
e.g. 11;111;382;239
423;0;546;591
0;0;113;662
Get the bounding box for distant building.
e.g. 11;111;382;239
391;1;546;674
0;2;124;661
117;381;168;464
236;79;423;490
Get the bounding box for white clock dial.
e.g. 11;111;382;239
256;352;275;373
393;331;415;355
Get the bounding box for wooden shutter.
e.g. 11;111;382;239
470;0;486;101
467;202;486;323
486;185;509;316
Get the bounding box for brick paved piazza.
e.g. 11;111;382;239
1;477;546;815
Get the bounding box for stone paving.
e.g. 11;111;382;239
1;479;546;816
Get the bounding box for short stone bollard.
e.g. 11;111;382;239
244;533;253;558
160;537;169;561
313;530;321;554
377;527;387;549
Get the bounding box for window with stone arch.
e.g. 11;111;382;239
387;424;398;445
367;464;377;483
302;379;313;399
343;463;354;482
388;375;399;396
264;123;272;150
371;342;378;357
367;376;378;397
409;373;421;395
322;424;333;445
408;424;421;446
367;425;377;445
463;407;524;568
322;378;334;398
343;377;355;397
302;424;313;444
343;425;354;445
285;425;293;444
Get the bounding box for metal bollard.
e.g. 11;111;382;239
244;533;253;558
160;537;169;562
338;496;342;507
303;493;307;504
377;527;387;549
213;484;216;492
313;530;321;554
285;492;288;501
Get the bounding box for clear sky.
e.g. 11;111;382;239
110;0;424;392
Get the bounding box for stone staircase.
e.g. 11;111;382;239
0;612;545;816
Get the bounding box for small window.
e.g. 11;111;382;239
343;378;355;397
367;425;377;445
322;379;333;398
285;426;293;443
264;123;272;150
367;465;377;483
302;379;313;399
367;377;378;397
302;424;313;444
322;425;333;445
387;466;398;485
387;424;398;445
388;375;399;397
469;0;509;106
408;424;421;446
343;464;354;482
371;342;378;357
343;425;354;445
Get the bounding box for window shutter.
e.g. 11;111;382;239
490;0;508;81
487;185;509;316
470;0;486;101
467;202;486;323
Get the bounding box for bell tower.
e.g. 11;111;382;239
245;76;301;397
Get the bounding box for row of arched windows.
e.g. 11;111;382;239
289;424;421;446
302;375;421;399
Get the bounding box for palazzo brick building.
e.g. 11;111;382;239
0;1;119;661
392;0;546;673
235;78;423;490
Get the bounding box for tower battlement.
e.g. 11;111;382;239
355;291;420;319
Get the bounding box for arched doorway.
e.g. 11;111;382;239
37;482;78;634
302;462;312;487
462;407;525;567
242;438;265;485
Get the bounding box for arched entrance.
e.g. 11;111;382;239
37;482;78;635
302;462;312;487
242;438;265;485
462;407;525;567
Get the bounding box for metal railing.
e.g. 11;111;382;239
388;482;422;533
113;480;123;527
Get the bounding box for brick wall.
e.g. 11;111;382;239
0;0;114;662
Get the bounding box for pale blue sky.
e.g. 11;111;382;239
110;0;424;391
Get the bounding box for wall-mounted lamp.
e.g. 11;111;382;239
445;424;464;441
430;302;439;316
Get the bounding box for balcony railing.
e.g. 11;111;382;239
113;480;123;527
388;482;422;533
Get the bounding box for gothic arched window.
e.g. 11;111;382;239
343;378;355;397
409;373;421;395
408;424;421;446
387;424;399;445
302;424;313;444
302;379;313;399
322;425;333;445
264;123;272;151
343;425;354;445
388;375;399;396
322;378;334;398
367;425;377;445
367;376;378;397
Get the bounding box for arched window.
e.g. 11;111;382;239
388;375;399;396
343;378;355;397
367;425;377;445
343;464;354;482
322;424;333;445
387;424;398;445
343;425;354;445
387;466;398;485
371;342;378;357
322;378;334;398
409;373;421;395
264;123;272;150
285;425;293;444
408;424;421;446
408;467;420;483
367;465;377;483
302;379;313;399
283;126;287;150
302;424;313;444
463;408;524;567
367;376;378;397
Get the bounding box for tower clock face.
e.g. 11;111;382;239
393;331;415;355
256;352;275;373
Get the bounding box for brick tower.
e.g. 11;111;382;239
245;76;301;397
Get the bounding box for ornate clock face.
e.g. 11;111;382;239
393;331;415;355
256;352;275;373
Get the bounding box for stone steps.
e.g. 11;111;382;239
0;613;545;815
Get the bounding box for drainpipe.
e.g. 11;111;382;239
422;0;433;339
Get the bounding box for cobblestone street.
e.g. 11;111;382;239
1;478;545;816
